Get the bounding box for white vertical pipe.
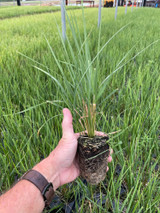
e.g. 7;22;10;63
125;0;128;14
115;0;118;20
136;0;138;8
98;0;102;27
131;0;134;11
61;0;66;41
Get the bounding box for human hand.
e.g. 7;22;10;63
34;108;113;190
48;108;80;188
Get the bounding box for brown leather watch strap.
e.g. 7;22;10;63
20;170;55;208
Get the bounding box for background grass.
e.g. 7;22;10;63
0;5;80;19
0;6;160;212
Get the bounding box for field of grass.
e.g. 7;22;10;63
0;5;80;19
0;6;160;212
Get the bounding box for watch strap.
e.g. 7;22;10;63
20;170;55;208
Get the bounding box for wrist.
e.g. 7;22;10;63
33;155;60;190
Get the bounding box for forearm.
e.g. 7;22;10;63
0;153;59;213
0;180;44;213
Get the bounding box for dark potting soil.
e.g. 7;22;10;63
78;135;109;185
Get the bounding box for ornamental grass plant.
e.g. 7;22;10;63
32;10;132;184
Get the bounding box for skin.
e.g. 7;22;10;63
0;108;113;213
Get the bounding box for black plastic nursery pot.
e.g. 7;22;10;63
77;135;110;185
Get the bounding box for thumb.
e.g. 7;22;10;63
62;108;74;139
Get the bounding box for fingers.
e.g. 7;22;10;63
62;108;74;139
108;149;113;163
107;155;112;162
110;149;113;155
95;131;108;137
78;130;108;137
75;132;80;139
106;156;112;172
106;148;113;172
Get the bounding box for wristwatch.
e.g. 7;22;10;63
19;170;55;209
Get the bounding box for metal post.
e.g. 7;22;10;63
125;0;128;14
131;0;134;11
61;0;66;41
98;0;102;27
115;0;118;20
136;0;138;8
